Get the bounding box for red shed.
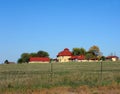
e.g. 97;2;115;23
29;57;50;63
70;55;85;60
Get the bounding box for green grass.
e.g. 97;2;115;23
0;62;120;92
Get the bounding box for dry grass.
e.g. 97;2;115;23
3;84;120;94
0;62;120;94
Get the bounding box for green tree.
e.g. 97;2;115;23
21;53;30;63
80;48;86;55
89;45;100;56
100;56;106;61
17;50;49;63
4;60;9;64
30;53;38;57
17;58;23;64
37;50;49;57
72;48;86;56
85;52;95;60
17;53;30;63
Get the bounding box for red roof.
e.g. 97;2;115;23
30;57;50;62
57;48;72;57
70;55;85;60
106;56;119;59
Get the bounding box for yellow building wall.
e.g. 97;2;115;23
57;56;71;62
112;58;117;61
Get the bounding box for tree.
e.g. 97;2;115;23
21;53;30;63
4;60;9;64
17;50;50;63
72;48;86;56
37;50;49;57
100;56;106;61
30;53;38;57
85;52;95;60
89;45;100;56
79;48;86;55
17;53;30;63
72;48;80;56
17;58;23;64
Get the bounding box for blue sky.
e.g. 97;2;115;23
0;0;120;63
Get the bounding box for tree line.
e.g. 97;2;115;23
72;45;105;60
17;45;105;63
18;50;49;63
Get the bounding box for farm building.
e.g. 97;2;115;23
57;48;86;62
57;48;72;62
69;55;86;62
106;56;119;61
29;57;50;63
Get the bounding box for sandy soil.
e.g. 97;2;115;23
3;85;120;94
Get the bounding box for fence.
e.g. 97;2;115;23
0;62;120;90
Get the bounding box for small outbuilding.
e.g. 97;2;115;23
69;55;86;62
29;57;50;63
106;56;119;61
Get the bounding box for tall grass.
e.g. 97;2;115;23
0;62;120;92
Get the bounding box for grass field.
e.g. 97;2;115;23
0;61;120;94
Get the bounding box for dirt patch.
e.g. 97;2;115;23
2;85;120;94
